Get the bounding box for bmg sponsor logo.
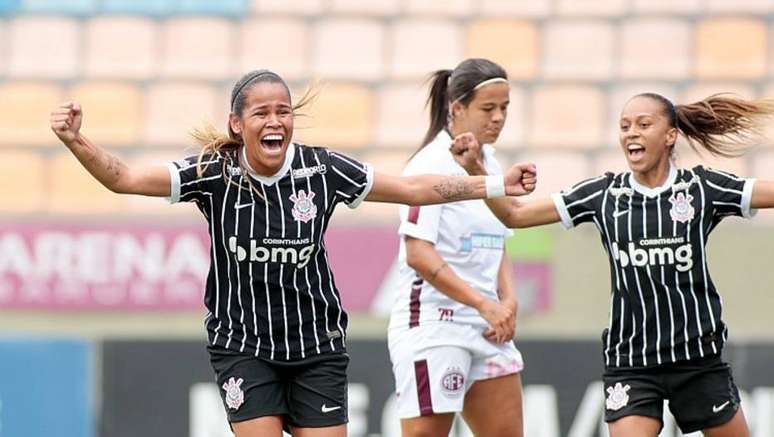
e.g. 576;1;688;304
613;237;693;272
228;236;315;268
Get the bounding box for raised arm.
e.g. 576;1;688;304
751;180;774;209
50;101;171;197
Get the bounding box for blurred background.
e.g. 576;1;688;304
1;0;774;436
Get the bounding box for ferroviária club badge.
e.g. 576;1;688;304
290;190;317;223
605;382;631;411
222;377;245;410
669;192;695;223
440;366;465;398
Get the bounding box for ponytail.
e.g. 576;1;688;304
190;123;262;199
675;94;774;157
190;123;241;178
421;69;453;148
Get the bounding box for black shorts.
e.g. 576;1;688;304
208;346;349;428
603;355;740;434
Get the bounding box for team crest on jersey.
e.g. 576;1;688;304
440;366;465;397
669;192;695;223
222;377;245;410
605;382;631;411
290;190;317;223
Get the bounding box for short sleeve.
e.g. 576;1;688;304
551;173;614;229
395;148;450;243
398;204;443;244
167;153;223;204
326;151;374;209
699;166;756;220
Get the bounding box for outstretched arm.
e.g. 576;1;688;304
51;101;171;197
751;180;774;209
365;161;536;206
450;132;561;228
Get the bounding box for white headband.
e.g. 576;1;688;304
451;77;509;105
473;77;508;91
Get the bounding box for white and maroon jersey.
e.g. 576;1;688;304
167;143;374;361
552;165;756;368
388;131;511;332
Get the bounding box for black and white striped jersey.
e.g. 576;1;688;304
551;165;756;368
167;143;374;361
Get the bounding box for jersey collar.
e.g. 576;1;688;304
628;163;678;198
241;142;296;186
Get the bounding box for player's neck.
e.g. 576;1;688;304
632;161;672;189
242;145;283;177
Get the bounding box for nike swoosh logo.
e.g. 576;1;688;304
613;210;629;218
321;404;342;413
234;203;252;210
713;401;730;413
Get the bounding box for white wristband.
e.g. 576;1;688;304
485;175;506;198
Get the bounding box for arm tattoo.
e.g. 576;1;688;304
432;178;475;200
105;154;125;178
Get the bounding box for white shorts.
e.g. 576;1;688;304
387;322;524;419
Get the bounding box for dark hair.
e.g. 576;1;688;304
420;58;508;149
635;92;774;157
190;70;316;198
228;70;291;138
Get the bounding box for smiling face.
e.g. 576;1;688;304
618;95;678;179
229;81;294;176
450;82;510;145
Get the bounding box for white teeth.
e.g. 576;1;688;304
262;134;283;141
628;144;644;151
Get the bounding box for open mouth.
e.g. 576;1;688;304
627;144;645;160
260;134;284;152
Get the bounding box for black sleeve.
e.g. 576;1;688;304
698;165;756;221
325;150;374;209
551;173;615;228
167;153;224;204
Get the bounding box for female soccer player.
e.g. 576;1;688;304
49;70;537;437
388;58;525;437
451;92;774;437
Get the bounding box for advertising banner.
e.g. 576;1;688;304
0;223;550;314
100;339;774;437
